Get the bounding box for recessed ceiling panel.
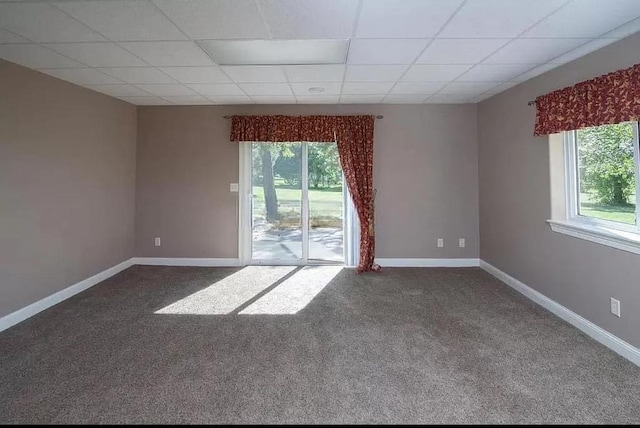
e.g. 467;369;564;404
198;39;349;66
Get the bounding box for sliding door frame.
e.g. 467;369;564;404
238;142;356;266
238;142;252;266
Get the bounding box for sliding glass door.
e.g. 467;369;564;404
307;143;344;262
251;142;303;261
246;142;345;265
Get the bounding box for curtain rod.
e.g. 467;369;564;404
223;114;384;119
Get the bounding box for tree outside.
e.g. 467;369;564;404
577;122;637;224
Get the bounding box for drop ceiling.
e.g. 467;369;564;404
0;0;639;105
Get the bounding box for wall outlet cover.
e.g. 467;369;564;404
610;297;621;317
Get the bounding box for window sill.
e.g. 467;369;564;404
547;219;640;256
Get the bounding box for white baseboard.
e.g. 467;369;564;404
131;257;241;267
134;258;477;268
480;260;640;367
376;258;480;267
0;258;134;333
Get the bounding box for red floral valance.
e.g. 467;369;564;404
534;63;640;136
230;114;360;142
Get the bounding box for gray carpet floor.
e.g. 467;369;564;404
1;266;639;424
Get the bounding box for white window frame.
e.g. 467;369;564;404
548;122;640;256
563;121;640;233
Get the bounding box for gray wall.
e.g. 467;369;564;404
478;33;640;348
136;104;479;260
0;59;137;318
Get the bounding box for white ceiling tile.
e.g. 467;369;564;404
239;83;292;96
152;0;268;39
340;95;385;103
416;39;510;64
389;82;447;94
484;38;590;64
357;0;464;38
296;95;340;104
258;0;358;38
55;0;187;41
135;84;196;96
87;84;153;96
39;68;123;85
458;64;536;81
439;81;498;95
401;64;472;82
47;42;146;67
485;80;520;94
470;93;494;103
98;67;176;84
345;65;407;82
0;28;28;44
0;44;85;69
348;39;428;64
0;2;105;42
162;95;211;105
383;95;428;104
439;0;567;38
284;65;345;82
187;83;245;96
119;41;214;67
159;66;230;84
522;0;640;38
603;17;640;38
206;95;254;104
424;94;473;103
252;96;296;104
511;64;558;82
473;81;521;101
342;81;394;94
290;82;341;96
222;66;287;83
118;96;172;105
97;67;176;84
548;38;620;65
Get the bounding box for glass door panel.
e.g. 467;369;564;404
251;142;302;261
308;142;344;262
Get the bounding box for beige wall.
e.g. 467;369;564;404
0;60;137;317
478;33;640;348
136;104;479;259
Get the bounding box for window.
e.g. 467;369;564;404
565;121;640;233
548;121;640;256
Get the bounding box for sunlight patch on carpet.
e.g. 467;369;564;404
155;266;296;315
239;266;342;315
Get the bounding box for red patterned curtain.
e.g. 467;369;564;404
230;115;305;142
335;116;380;273
230;115;380;272
534;63;640;136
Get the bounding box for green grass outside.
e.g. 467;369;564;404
579;192;636;225
255;185;637;226
253;183;343;227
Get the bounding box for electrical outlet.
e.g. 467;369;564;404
229;183;239;192
437;238;444;248
610;297;621;317
154;237;161;247
459;238;465;248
